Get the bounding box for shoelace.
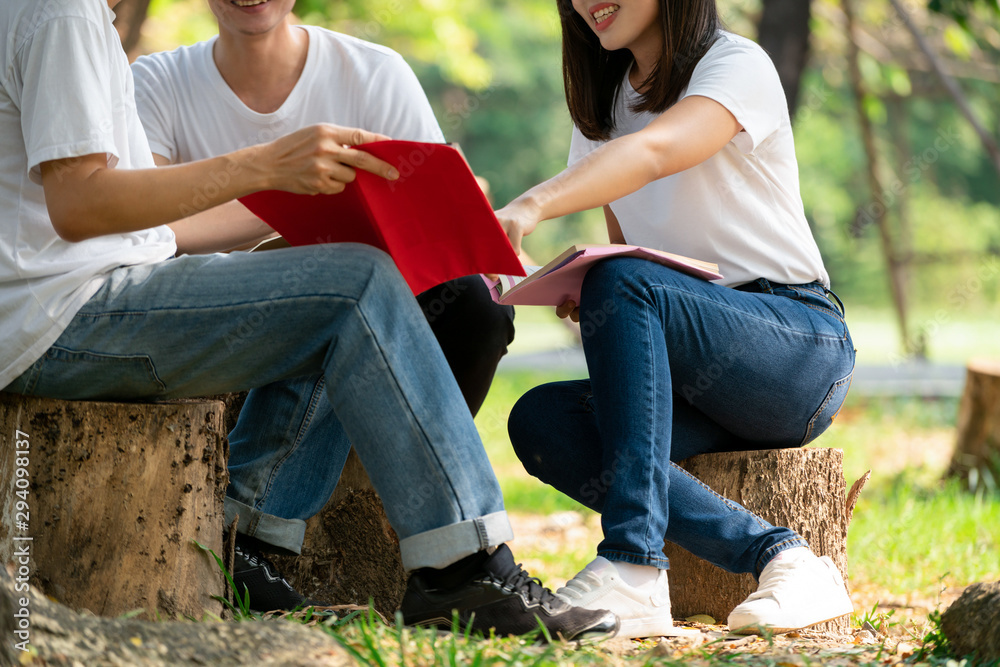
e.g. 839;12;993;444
556;569;602;601
499;561;559;606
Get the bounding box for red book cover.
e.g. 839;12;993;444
239;141;525;295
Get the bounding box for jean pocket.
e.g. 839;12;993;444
31;346;167;399
801;369;853;445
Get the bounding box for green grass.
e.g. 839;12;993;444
849;474;1000;597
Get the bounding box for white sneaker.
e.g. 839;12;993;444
727;548;854;634
556;558;700;639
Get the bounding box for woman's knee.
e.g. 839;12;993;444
508;384;560;479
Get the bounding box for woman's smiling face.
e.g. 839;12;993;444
571;0;662;55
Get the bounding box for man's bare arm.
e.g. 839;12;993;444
40;124;397;243
151;154;278;255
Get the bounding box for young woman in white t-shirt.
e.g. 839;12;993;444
495;0;856;638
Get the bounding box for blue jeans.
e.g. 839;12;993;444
227;274;514;556
508;258;854;576
5;244;513;570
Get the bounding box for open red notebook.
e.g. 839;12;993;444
239;141;525;295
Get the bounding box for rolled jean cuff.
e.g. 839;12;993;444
755;536;810;578
224;496;306;556
399;511;513;571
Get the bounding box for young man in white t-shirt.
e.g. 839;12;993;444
0;0;616;639
129;0;517;611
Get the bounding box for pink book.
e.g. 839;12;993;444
484;244;723;306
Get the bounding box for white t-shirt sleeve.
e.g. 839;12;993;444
568;124;602;167
682;37;787;154
364;54;445;143
131;55;179;162
17;16;121;181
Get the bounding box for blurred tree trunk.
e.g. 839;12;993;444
757;0;813;115
842;0;913;355
113;0;152;59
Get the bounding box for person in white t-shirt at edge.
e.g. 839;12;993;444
129;0;517;612
0;0;621;640
492;0;857;638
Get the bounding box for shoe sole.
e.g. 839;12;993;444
728;608;853;635
617;616;702;640
564;617;621;645
404;614;621;645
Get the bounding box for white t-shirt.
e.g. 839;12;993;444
568;31;828;288
131;26;445;165
0;0;176;388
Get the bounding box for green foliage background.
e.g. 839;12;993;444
142;0;1000;356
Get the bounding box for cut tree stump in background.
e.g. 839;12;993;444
0;393;228;619
663;447;867;635
947;359;1000;492
220;393;406;618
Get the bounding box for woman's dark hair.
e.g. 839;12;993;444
558;0;721;140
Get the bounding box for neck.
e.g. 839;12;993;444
628;50;658;92
627;25;665;92
213;22;308;114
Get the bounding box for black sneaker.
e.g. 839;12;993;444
231;533;322;612
400;544;619;641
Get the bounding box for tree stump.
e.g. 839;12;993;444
271;449;406;618
0;565;351;666
941;580;1000;663
947;359;1000;492
220;393;406;618
0;393;228;620
663;448;867;635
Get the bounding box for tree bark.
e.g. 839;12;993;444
663;448;865;635
757;0;813;115
219;395;406;618
947;359;1000;492
271;449;407;618
0;393;228;620
940;580;1000;663
0;565;351;666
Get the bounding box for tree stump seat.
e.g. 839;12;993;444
948;358;1000;492
0;392;228;619
665;447;868;634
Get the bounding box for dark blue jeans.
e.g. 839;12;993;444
508;258;855;576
